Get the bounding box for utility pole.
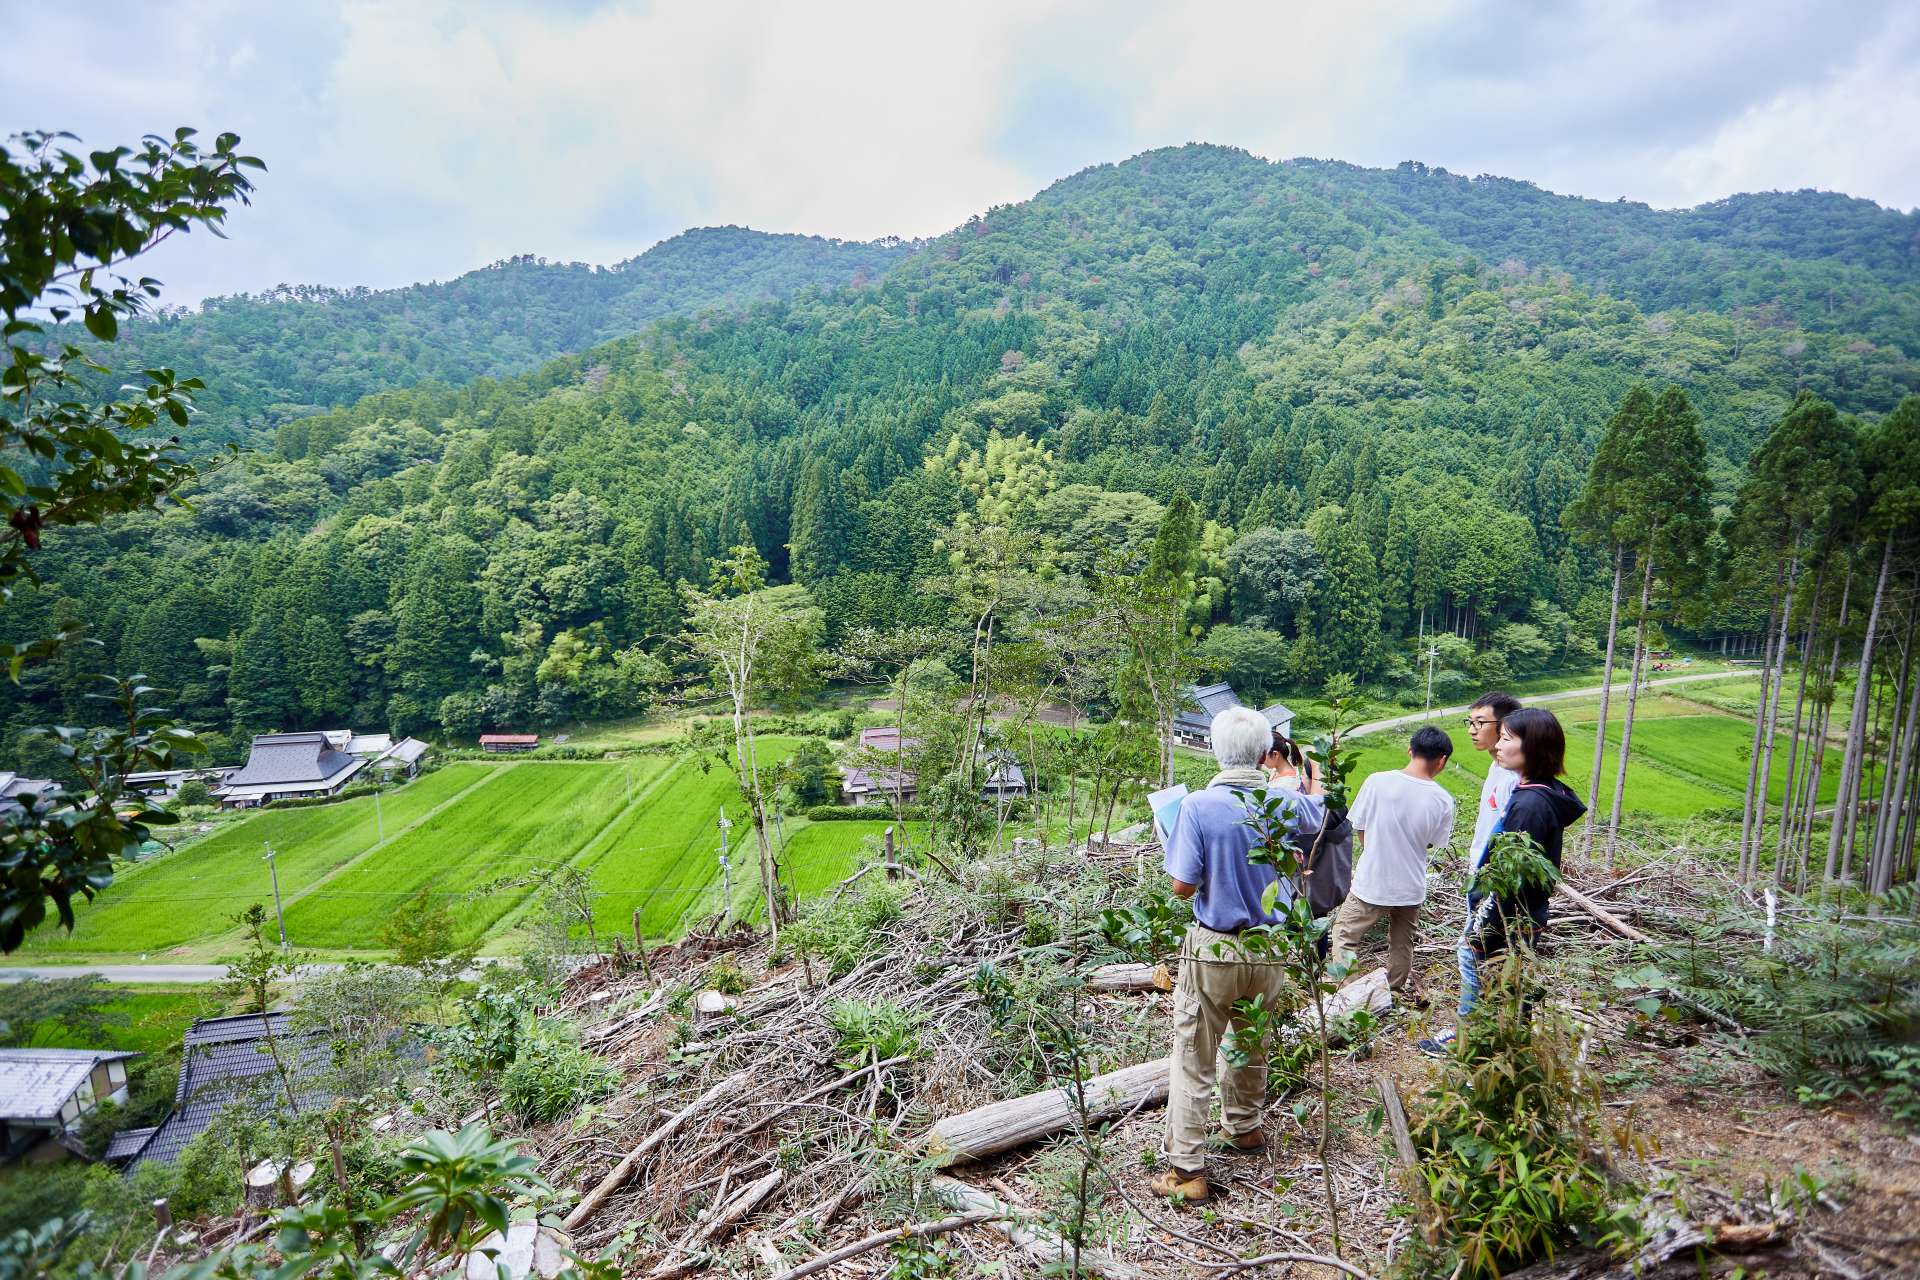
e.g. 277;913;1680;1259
374;787;383;843
262;843;288;951
1420;617;1437;722
717;807;733;924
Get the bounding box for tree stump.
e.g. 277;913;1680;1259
243;1159;315;1209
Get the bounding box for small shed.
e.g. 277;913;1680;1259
479;734;540;754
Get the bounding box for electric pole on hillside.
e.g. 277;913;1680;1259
717;807;733;924
1419;617;1438;722
262;843;288;951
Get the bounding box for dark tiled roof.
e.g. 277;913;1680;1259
104;1125;158;1162
1175;682;1247;730
223;733;362;788
132;1013;330;1169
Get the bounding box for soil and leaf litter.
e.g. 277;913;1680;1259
307;828;1909;1280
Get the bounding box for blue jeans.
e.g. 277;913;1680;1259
1456;934;1482;1019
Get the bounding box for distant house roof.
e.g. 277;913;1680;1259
344;733;394;757
380;737;429;766
0;772;58;808
128;1012;329;1168
983;761;1027;792
125;766;238;785
0;1049;138;1123
1174;684;1292;734
841;765;915;796
219;733;364;792
479;734;540;745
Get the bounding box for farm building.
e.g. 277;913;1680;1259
839;730;1026;806
1;1048;136;1163
1172;683;1293;750
480;733;540;753
0;771;57;813
210;730;429;808
115;1013;329;1169
213;732;365;808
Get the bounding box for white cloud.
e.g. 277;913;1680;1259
2;0;1913;306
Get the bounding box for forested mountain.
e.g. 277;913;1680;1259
61;226;912;451
4;143;1915;766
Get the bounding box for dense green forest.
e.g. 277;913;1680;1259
52;226;912;453
3;143;1915;766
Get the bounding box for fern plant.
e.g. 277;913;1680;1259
1626;883;1920;1126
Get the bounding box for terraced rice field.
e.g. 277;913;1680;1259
22;764;495;954
574;739;802;935
281;763;632;947
780;821;928;897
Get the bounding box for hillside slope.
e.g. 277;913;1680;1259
68;226;914;451
3;144;1915;758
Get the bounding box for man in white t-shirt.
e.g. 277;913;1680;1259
1329;726;1456;1003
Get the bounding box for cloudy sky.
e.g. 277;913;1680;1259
5;0;1916;308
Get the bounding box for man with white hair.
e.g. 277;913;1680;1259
1150;704;1327;1204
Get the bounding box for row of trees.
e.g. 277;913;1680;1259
1567;379;1920;888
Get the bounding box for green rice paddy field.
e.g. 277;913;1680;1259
1416;696;1841;824
13;737;918;960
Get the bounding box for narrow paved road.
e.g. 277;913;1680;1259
0;964;267;984
1348;669;1747;739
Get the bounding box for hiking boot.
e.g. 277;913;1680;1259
1213;1126;1264;1154
1416;1028;1455;1059
1148;1167;1210;1204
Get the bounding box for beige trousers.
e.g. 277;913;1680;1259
1329;896;1422;992
1162;924;1293;1172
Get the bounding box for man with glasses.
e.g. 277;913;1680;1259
1419;690;1520;1056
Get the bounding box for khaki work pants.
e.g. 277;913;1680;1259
1329;896;1421;993
1162;923;1293;1172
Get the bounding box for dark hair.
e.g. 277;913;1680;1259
1500;707;1566;780
1471;690;1522;721
1409;726;1453;762
1268;731;1304;768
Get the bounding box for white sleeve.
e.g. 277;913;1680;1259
1348;774;1377;832
1430;794;1457;848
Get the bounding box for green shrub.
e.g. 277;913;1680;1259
805;803;930;821
1410;951;1637;1277
0;1163;89;1235
788;882;908;978
500;1027;619;1125
827;998;923;1069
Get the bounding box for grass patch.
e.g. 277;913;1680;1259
22;765;495;955
282;763;629;947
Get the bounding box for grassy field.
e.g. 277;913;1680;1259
9;984;215;1054
283;763;633;947
9;740;836;961
21;764;497;955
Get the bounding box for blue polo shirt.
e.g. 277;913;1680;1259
1164;783;1328;932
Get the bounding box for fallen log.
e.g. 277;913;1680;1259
925;969;1389;1165
1555;883;1653;944
562;1072;744;1232
930;1177;1143;1279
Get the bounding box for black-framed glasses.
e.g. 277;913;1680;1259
1464;717;1497;729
